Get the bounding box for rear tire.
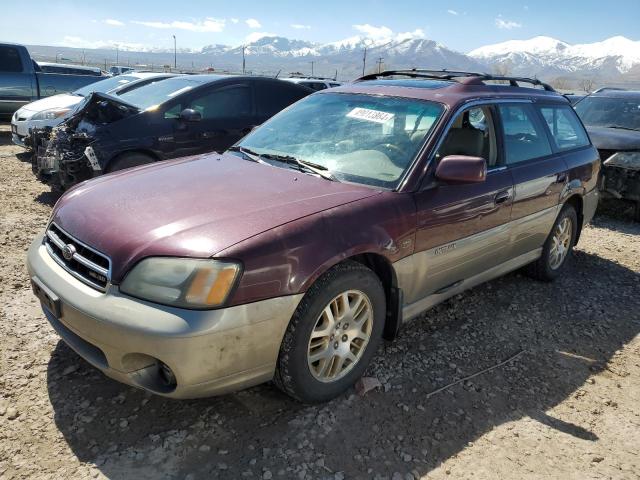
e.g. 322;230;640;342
106;152;154;172
274;261;386;403
525;204;578;282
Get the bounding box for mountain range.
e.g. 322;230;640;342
26;34;640;87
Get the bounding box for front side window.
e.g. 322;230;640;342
498;104;552;164
237;92;443;188
0;47;23;72
435;106;498;167
189;85;252;119
539;105;590;151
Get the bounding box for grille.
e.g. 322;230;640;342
44;223;111;291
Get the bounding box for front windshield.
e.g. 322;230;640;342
118;77;214;110
236;93;443;188
575;96;640;130
74;75;139;97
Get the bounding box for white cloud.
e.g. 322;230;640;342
447;9;459;15
395;29;425;42
60;36;150;51
495;17;522;29
245;18;261;29
132;18;225;33
105;19;124;27
245;32;276;43
231;18;239;24
353;24;393;40
291;24;311;30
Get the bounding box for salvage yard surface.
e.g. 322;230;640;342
0;124;639;480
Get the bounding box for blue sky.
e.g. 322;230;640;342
1;0;639;52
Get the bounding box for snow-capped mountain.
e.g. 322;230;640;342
31;33;640;86
469;36;640;75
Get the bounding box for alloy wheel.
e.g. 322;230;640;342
307;290;373;382
549;217;572;270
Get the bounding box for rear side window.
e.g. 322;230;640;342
190;85;252;119
538;105;590;151
498;104;552;164
0;46;24;72
254;81;307;117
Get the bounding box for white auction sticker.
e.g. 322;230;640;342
346;107;395;124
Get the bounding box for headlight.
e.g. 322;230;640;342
120;257;241;309
31;108;72;121
603;151;640;170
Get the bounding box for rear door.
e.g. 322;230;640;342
496;102;568;258
405;103;514;306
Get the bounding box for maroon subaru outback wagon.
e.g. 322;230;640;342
27;70;600;403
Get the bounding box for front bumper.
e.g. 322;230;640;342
27;233;303;398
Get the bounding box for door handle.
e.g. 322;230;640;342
495;190;512;205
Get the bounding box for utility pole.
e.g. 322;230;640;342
172;35;177;70
376;57;384;73
310;61;314;77
242;46;246;74
362;46;367;76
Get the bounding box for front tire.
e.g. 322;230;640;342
526;204;578;281
274;261;386;403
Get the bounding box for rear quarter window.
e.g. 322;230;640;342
0;46;24;72
538;104;590;151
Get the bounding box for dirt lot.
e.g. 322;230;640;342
0;123;639;480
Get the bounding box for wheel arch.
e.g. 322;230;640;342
307;252;403;342
105;149;160;172
563;194;584;243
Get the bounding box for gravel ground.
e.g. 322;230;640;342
1;124;639;480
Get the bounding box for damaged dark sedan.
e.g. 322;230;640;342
34;75;312;189
574;88;640;220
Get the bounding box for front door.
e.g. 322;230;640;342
399;104;514;310
187;83;255;153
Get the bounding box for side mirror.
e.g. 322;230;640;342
180;108;202;122
435;155;487;184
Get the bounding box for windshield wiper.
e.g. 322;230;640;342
257;153;338;181
227;145;270;165
601;124;639;132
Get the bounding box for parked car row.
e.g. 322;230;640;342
23;74;313;189
25;69;601;403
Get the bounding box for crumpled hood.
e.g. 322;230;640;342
52;152;380;282
587;126;640;151
19;94;82;116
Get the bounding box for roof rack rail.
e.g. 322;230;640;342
592;87;626;93
287;74;338;81
356;69;556;92
356;69;485;81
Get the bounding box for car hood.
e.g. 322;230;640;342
19;94;83;116
51;152;380;282
587;126;640;151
